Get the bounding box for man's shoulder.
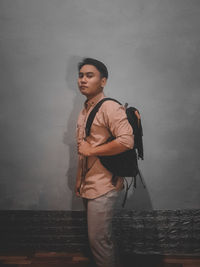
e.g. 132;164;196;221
98;98;124;115
100;97;122;109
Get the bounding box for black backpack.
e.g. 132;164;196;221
85;98;145;207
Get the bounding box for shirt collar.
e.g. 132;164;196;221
84;92;105;110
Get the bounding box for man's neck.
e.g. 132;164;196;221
85;92;105;109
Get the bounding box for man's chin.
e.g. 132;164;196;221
80;90;88;97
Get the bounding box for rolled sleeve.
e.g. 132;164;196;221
103;101;134;149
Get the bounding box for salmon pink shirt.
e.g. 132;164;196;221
76;92;134;199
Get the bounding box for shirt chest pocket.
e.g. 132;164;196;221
89;115;112;145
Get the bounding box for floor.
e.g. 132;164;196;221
0;252;200;267
0;252;89;267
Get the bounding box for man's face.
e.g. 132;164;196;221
78;64;107;99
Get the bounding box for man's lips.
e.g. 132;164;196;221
80;86;88;89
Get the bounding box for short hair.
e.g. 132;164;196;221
78;58;108;79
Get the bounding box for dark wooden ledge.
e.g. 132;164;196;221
0;252;200;266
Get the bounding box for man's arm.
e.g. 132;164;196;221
78;138;132;157
78;101;134;157
75;156;82;196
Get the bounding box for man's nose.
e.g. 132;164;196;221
80;75;87;83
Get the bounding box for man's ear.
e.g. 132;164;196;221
101;77;107;88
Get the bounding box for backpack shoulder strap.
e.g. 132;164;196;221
85;97;121;137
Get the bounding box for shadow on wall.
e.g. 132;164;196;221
116;169;153;210
63;55;153;211
64;55;85;210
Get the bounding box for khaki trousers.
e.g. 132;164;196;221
83;190;120;267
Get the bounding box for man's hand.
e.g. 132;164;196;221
78;140;93;157
75;179;81;197
78;139;131;157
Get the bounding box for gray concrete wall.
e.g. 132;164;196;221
0;0;199;210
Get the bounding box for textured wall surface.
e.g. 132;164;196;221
0;0;200;210
0;210;200;255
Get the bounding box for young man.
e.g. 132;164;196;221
75;58;134;267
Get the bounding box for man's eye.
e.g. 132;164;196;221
87;74;93;78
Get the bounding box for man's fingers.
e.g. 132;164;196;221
76;191;81;197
